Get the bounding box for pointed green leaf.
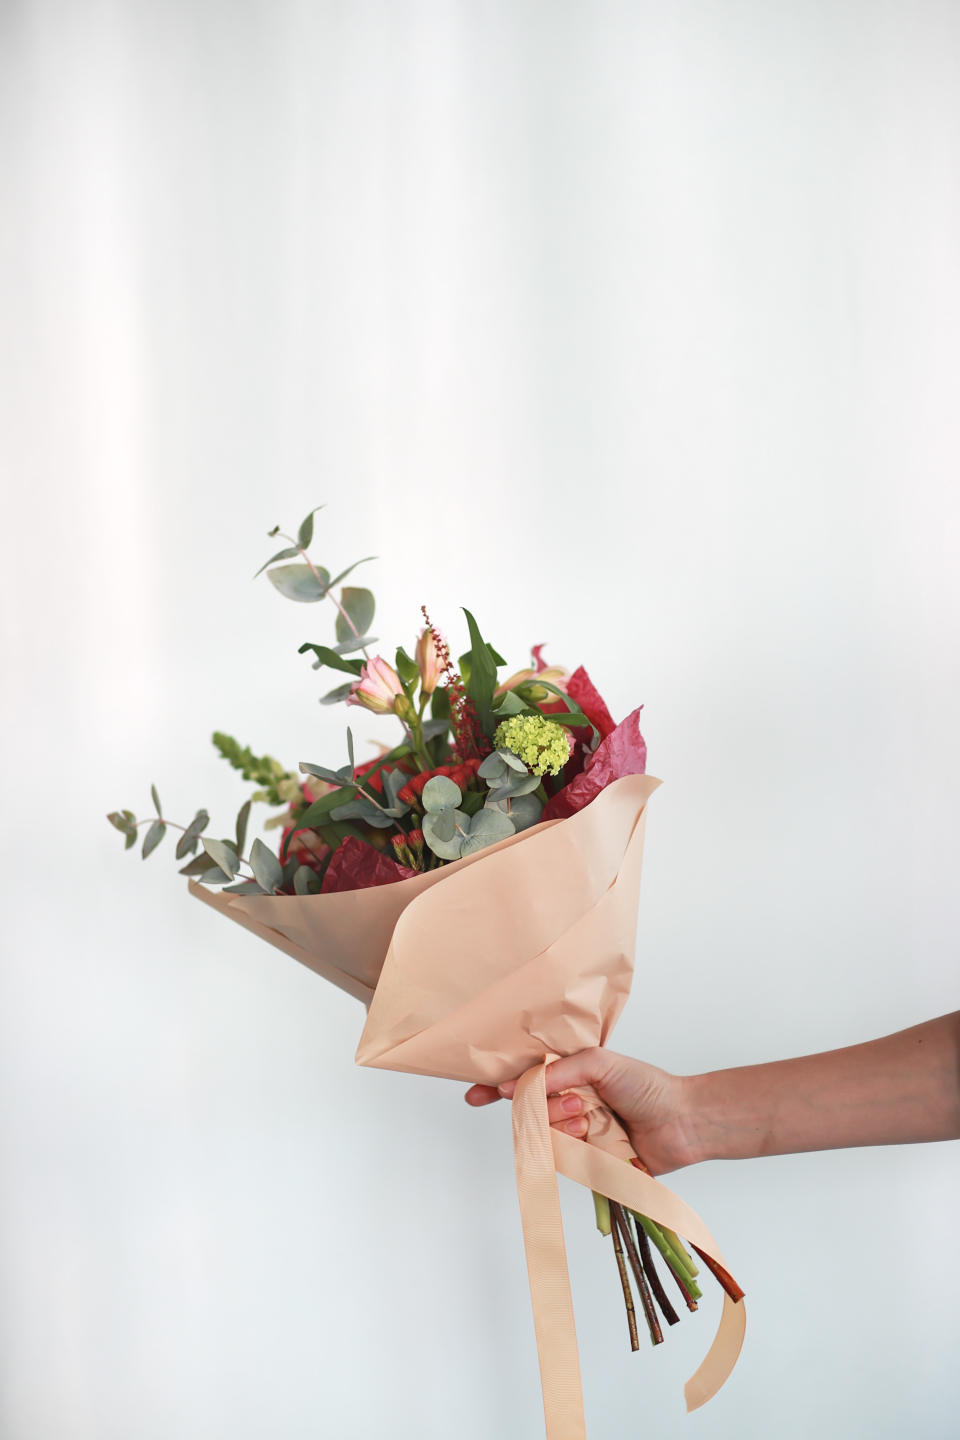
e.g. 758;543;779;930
253;545;300;578
267;564;332;603
298;642;363;677
150;784;162;817
346;727;356;776
249;838;283;893
235;799;252;855
201;837;240;878
297;506;324;550
176;808;210;860
124;829;137;850
462;609;498;736
142;820;165;859
327;555;376;589
222;879;268;895
333;634;377;655
395;647;420;687
320;682;355;706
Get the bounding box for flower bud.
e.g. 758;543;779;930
347;656;404;715
415;627;441;696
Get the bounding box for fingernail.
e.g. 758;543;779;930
565;1117;588;1136
561;1095;582;1115
497;1084;512;1098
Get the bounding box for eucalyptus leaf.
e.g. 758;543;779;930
293;865;322;895
253;545;299;578
300;761;355;786
381;768;410;811
422;775;462;812
124;829;137;850
486;792;543;833
150;784;162;817
333;634;377;655
196;866;233;886
298;642;363;677
142;820;165;859
298;505;324;549
335;586;375;645
422;808;466;859
175;808;210;861
327;555;377;589
421;718;449;741
460;807;515;856
346;727;356;777
235;799;252;855
201;838;240;878
320;682;355;705
250;838;283;893
330;795;394;828
267;564;331;603
178;852;217;877
107;810;136;836
222;880;268;895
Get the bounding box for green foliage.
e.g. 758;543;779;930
336;587;375;645
267;563;331;603
142;820;165;859
250;838;283;893
176;808;210;860
461;609;499;737
421;774;516;861
212;733;287;787
298;643;363;678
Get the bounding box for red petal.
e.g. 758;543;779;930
542;708;646;820
566;666;617;739
531;643;548;673
320;837;417;893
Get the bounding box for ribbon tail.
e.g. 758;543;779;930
514;1061;747;1434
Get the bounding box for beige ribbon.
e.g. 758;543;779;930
512;1060;746;1436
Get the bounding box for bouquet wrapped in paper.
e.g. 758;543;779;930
109;510;745;1433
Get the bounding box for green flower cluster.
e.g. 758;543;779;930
493;714;571;776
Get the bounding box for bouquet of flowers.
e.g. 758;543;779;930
108;509;745;1432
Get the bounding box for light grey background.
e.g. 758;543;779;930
2;2;958;1437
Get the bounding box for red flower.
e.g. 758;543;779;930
397;757;482;806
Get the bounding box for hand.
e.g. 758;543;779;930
464;1047;700;1175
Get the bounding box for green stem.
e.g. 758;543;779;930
593;1191;612;1236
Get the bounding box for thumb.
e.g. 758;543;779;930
498;1048;612;1101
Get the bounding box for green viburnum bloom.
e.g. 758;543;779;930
493;714;571;776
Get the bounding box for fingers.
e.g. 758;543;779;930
464;1084;501;1106
464;1077;592;1136
542;1048;612;1098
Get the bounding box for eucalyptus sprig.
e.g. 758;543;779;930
255;506;378;698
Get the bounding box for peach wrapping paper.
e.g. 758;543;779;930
189;773;745;1429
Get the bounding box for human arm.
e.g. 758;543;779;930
464;1012;960;1175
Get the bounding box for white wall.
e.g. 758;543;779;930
2;2;958;1436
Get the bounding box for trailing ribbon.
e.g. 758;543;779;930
513;1060;746;1435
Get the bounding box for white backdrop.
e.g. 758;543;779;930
2;2;959;1437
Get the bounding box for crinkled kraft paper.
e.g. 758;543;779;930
190;774;745;1431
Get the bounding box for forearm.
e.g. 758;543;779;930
684;1012;960;1163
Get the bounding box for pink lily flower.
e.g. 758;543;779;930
347;656;405;715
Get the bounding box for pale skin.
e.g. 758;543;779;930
464;1012;960;1175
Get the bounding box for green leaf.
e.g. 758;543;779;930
460;807;515;856
327;555;376;589
333;634;377;655
462;609;498;736
142;820;165;859
267;564;332;603
330;795;394;828
175;808;210;860
485;792;542;833
298;643;363;677
423;808;468;859
488;645;508;666
298;505;324;549
222;880;268;895
293;865;322;895
107;810;136;836
196;866;233;886
300;761;354;786
235;799;252;855
250;838;283;893
395;647;420;687
253;545;300;578
346;727;356;776
179;852;217;877
320;682;355;706
431;687;451;722
150;784;162;817
201;838;240;879
422;775;462;812
492;690;527;717
335;587;375;645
